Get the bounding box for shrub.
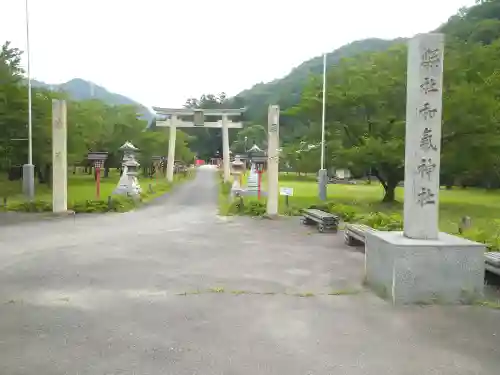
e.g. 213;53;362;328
69;196;136;213
7;200;52;212
244;200;266;216
283;205;302;216
461;220;500;252
226;196;245;215
220;181;232;196
357;212;403;231
326;202;359;222
70;200;109;213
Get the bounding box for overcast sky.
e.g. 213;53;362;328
1;0;475;108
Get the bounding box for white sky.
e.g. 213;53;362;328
1;0;475;108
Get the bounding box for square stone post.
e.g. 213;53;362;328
364;34;485;305
166;116;177;183
222;115;231;182
267;105;280;216
403;34;444;240
52;99;67;213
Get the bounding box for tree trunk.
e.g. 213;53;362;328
382;183;396;203
104;167;109;178
44;164;52;188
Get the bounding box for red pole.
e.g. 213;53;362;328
258;170;262;200
96;167;101;199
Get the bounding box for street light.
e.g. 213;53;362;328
318;52;328;201
22;0;35;200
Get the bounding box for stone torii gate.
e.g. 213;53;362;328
152;107;245;182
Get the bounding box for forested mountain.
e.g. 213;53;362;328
286;0;500;200
231;38;403;139
227;1;500;144
31;78;153;121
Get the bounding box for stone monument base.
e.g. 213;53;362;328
365;231;485;305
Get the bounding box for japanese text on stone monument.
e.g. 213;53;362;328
414;47;442;207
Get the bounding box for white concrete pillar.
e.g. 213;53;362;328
403;33;444;240
52;99;67;213
166;115;177;183
267;105;280;216
222;114;231;182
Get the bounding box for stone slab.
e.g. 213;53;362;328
365;231;485;305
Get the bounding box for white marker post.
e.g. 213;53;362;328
52;100;68;213
166;117;177;182
222;114;231;183
403;33;444;240
267;105;280;216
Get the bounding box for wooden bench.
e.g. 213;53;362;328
301;209;339;233
344;223;377;246
485;252;500;276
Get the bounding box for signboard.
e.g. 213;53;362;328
280;187;294;196
193;110;204;126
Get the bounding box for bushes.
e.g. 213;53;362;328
70;196;137;213
460;221;500;252
356;212;403;231
220;181;232;196
307;201;402;230
4;196;138;214
226;198;267;216
6;200;52;212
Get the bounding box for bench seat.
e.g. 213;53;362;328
301;208;339;233
485;252;500;276
344;223;377;246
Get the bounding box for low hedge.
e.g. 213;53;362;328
4;195;139;214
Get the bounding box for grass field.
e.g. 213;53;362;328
278;180;500;234
0;169;192;210
230;172;500;242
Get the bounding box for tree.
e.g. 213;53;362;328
230;124;267;153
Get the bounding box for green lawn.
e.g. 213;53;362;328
278;181;500;233
0;169;192;209
234;172;500;239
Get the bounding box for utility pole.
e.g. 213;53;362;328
22;0;35;200
318;52;328;201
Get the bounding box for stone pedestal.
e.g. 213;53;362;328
22;164;35;200
365;231;485;304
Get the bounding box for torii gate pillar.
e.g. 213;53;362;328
166;116;177;182
222;115;231;182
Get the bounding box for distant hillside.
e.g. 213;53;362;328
231;38;404;136
31;78;153;121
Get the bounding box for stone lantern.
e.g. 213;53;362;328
230;157;245;197
113;141;142;196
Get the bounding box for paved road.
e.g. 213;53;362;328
1;166;500;375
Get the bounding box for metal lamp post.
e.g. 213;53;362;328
318;52;328;201
22;0;35;200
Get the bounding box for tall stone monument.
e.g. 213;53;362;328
267;105;280;216
52;100;68;213
364;34;485;305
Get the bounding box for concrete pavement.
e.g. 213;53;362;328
0;166;499;374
